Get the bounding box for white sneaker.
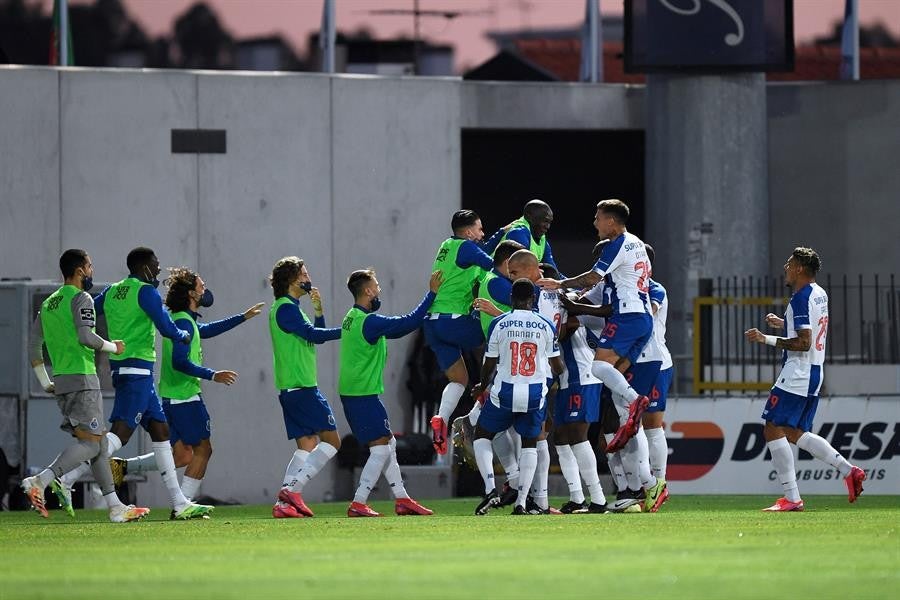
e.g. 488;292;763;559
109;504;150;523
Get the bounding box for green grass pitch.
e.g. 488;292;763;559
1;495;897;599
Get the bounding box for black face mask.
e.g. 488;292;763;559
81;274;94;292
369;296;381;312
199;289;214;308
299;281;313;293
143;266;160;289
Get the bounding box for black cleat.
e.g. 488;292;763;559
587;502;609;513
511;505;528;515
474;489;500;516
498;482;518;507
560;500;589;514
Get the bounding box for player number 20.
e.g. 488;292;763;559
509;341;538;377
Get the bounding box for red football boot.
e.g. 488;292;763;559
395;497;434;516
277;488;314;517
347;501;382;517
844;466;866;503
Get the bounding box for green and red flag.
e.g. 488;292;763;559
49;0;74;66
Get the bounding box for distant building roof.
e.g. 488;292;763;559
467;37;900;83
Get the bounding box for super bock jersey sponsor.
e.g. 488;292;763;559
485;309;559;412
774;282;829;397
591;231;652;315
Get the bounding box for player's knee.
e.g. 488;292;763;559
78;438;101;458
521;436;538;448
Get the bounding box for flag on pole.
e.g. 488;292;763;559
840;0;859;80
320;0;336;73
579;0;602;82
49;0;74;66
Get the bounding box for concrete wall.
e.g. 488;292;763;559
2;67;898;504
767;81;900;277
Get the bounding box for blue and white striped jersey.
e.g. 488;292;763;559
774;282;829;397
485;309;559;413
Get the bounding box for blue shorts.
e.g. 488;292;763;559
554;383;601;424
423;315;484;371
626;360;662;397
649;367;674;413
109;373;166;431
594;313;653;365
279;387;337;440
163;399;211;446
340;395;392;445
762;387;819;432
477;399;545;438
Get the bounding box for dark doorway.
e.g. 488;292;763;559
462;129;645;275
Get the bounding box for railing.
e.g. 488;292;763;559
693;274;900;394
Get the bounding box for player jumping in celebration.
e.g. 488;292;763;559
428;210;498;456
471;278;564;515
539;200;653;455
340;268;443;517
745;247;865;511
501;199;560;272
268;257;343;519
22;249;149;522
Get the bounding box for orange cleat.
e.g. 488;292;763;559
272;501;304;519
430;415;448;455
395;497;434;516
606;395;650;454
347;501;382;517
22;477;48;518
277;487;314;517
844;466;866;503
762;497;804;512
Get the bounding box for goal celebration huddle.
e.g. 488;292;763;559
22;198;865;522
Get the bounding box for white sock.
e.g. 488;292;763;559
181;476;202;501
103;491;125;510
768;437;801;502
467;402;482;427
291;444;335;492
556;444;585;503
492;431;519;489
591;361;639;403
382;438;409;499
353;444;391;504
437;382;467;423
126;452;158;474
634;427;657;489
797;432;852;477
35;468;55;489
59;462;91;488
281;449;310;489
645;426;668;480
516;447;538;508
532;440;550;509
153;441;190;510
474;438;496;495
573;441;606;505
620;436;644;491
105;432;123;456
605;433;629;490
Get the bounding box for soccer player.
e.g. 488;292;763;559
22;249;149;522
155;267;262;503
539;199;653;455
471;278;564;515
94;247;212;519
507;250;563;513
267;257;343;519
501;199;559;271
643;244;673;482
552;292;608;514
745;247;865;511
428;210;498;456
340;268;443;517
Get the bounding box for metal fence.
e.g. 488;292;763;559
693;274;900;394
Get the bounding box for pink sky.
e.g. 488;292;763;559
51;0;900;72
